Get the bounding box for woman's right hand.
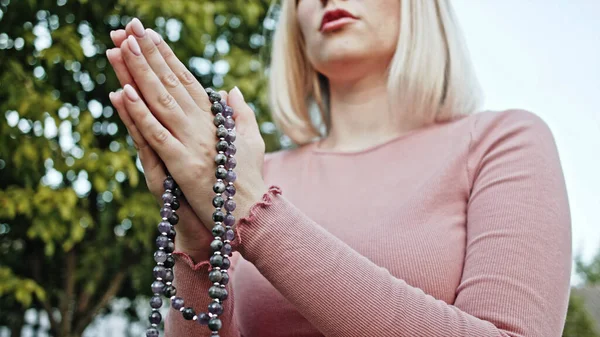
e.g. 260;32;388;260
106;23;212;263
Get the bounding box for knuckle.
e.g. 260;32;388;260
160;72;180;89
158;92;177;110
145;44;159;56
152;128;170;145
179;70;196;86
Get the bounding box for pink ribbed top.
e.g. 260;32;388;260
165;110;572;337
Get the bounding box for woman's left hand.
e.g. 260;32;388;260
106;18;268;233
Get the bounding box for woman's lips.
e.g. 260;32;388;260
320;9;358;33
320;17;357;33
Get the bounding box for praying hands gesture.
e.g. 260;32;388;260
106;18;268;262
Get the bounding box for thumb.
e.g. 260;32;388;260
228;86;259;137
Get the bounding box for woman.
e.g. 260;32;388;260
106;0;572;336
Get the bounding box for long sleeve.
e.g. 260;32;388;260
235;110;572;336
164;253;241;337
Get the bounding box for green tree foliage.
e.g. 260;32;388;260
562;253;600;337
0;0;277;335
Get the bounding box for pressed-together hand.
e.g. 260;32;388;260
106;18;267;261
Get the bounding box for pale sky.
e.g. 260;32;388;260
453;0;600;284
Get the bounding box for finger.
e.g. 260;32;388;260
109;90;147;150
109;29;127;47
121;84;184;163
129;18;199;116
147;28;212;111
120;36;188;136
106;48;137;90
228;86;260;138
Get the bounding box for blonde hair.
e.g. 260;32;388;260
268;0;483;145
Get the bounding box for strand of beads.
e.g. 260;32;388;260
146;176;181;337
146;88;237;337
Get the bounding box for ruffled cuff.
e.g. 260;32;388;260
172;251;211;272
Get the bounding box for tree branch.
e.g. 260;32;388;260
60;248;76;336
32;255;59;335
73;267;127;336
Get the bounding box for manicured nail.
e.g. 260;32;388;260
232;86;244;100
131;18;145;38
123;84;140;101
127;35;141;56
147;29;161;45
109;31;116;40
108;91;115;100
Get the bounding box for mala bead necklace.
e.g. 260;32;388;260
146;88;237;337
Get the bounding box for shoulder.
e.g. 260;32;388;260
470;109;555;145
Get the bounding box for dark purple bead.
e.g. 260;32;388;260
219;99;227;108
151;280;165;294
173;186;183;197
163;177;175;190
225;229;235;241
162;192;174;204
165;240;175;253
163;285;177;297
225;129;236;143
164;268;174;282
208;302;224;315
197;312;210;325
205;87;215;95
225;184;236;197
225;157;237;170
164;255;175;268
223;105;234;117
171;198;180;210
149;310;162;325
158;221;172;234
208;286;222;299
160;207;173;219
171;296;184;310
211;102;223;115
168;212;179;225
209;270;223;282
224;214;235;227
219;288;228;301
210;254;223;267
212;210;225;222
209;318;223;331
212;225;225;237
224;199;236;212
221;271;230;285
222;243;232;256
225;143;237;156
156;235;169;248
167;228;176;239
182;307;195;320
154;250;167;263
224;117;235;130
150;296;162;309
209;91;221;103
222;257;231;270
216;125;228;138
146;327;159;337
225;170;236;183
153;265;166;279
214;114;225;127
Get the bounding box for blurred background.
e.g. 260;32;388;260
0;0;598;336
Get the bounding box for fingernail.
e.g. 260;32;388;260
108;92;114;100
131;18;145;38
123;84;140;101
127;35;141;56
147;29;161;45
233;86;244;100
109;31;115;40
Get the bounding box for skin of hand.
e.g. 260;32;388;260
106;18;267;261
